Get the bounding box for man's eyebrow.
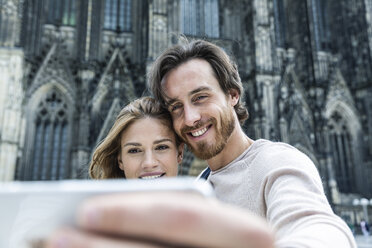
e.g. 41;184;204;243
123;142;141;147
166;86;212;106
189;86;212;95
154;138;173;144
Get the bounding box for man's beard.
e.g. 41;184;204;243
180;108;235;160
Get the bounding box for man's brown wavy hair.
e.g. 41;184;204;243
149;39;248;124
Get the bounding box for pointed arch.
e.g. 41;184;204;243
324;70;362;194
288;111;314;156
278;65;314;143
28;43;76;101
94;98;122;146
325;68;361;138
280;65;312;116
91;48;135;114
326;109;357;193
325;100;361;138
19;82;74;181
27;78;75;110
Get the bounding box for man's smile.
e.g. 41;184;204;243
186;124;212;140
190;126;208;137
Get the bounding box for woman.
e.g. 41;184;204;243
89;96;183;179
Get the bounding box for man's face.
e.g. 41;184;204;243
162;58;238;160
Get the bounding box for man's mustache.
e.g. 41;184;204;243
180;118;215;134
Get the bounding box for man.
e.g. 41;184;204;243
361;219;370;237
46;40;356;248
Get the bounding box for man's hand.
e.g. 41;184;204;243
46;192;274;248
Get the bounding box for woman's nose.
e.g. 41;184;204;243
141;151;158;169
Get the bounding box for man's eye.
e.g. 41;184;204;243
156;145;169;150
128;148;141;154
194;95;207;102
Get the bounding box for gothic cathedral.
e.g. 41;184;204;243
0;0;371;219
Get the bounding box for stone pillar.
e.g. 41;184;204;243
71;69;95;179
279;117;288;142
0;0;22;47
253;0;277;138
364;0;372;59
148;0;168;59
0;0;24;182
0;48;24;181
146;0;169;85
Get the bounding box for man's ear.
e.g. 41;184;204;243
177;143;185;164
117;152;124;171
229;89;240;107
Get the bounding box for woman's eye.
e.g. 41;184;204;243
128;148;141;154
156;145;169;150
170;104;182;112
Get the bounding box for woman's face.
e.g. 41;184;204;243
117;117;183;179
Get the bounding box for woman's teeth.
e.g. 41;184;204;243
140;174;163;180
191;127;207;137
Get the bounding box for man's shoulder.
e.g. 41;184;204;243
247;139;316;171
248;139;300;160
253;138;296;149
247;139;322;190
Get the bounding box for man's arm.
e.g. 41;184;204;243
46;192;275;248
256;147;357;248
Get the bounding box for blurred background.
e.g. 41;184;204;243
0;0;371;236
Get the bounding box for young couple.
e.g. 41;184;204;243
47;40;356;248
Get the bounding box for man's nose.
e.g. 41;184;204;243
183;104;201;127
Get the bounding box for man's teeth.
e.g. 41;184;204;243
191;127;208;137
141;174;163;180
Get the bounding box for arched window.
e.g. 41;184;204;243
104;0;132;32
180;0;219;38
46;0;76;26
31;90;69;180
328;111;355;193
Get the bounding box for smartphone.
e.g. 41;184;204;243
0;177;214;248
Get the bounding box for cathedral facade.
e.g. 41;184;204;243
0;0;371;222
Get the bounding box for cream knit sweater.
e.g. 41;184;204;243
206;139;356;248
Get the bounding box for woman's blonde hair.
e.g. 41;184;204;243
89;96;180;179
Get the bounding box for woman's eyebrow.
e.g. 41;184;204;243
123;142;141;147
154;138;173;144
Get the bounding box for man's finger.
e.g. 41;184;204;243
75;192;274;248
46;227;176;248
